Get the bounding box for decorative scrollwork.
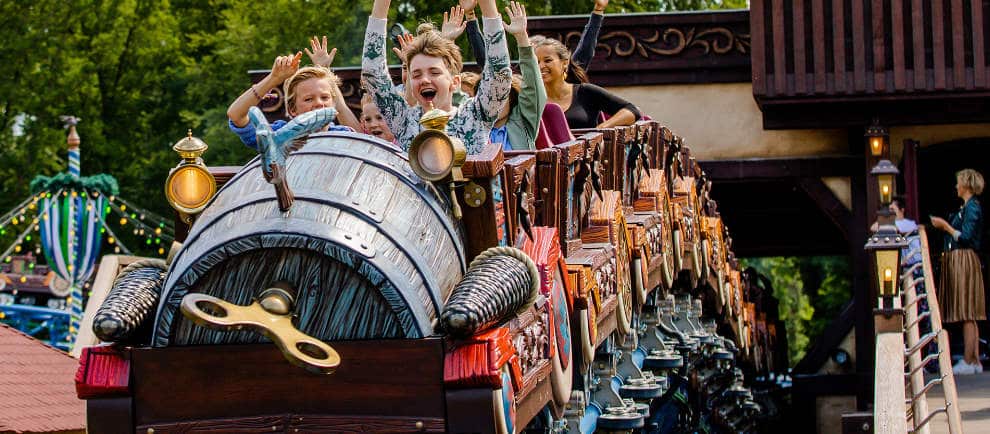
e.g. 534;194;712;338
554;26;749;59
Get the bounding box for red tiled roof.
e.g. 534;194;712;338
0;323;84;434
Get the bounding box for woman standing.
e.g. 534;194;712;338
931;168;985;375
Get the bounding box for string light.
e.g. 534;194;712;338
158;247;165;255
120;205;126;212
120;217;128;225
107;237;115;244
19;276;26;283
13;245;21;253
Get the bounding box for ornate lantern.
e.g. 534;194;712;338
165;130;216;223
865;120;888;158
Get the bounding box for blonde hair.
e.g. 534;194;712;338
404;31;463;75
416;21;437;35
956;168;985;195
460;72;481;93
283;66;341;116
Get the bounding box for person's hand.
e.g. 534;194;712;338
459;0;478;12
390;33;415;66
304;36;337;68
270;52;302;83
441;6;467;40
930;216;951;232
594;0;609;13
503;1;528;38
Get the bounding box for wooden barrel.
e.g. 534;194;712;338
152;132;466;346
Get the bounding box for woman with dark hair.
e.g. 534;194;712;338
531;34;639;129
931;168;985;375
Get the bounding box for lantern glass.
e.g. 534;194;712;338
869;136;884;156
874;248;901;296
878;174;894;205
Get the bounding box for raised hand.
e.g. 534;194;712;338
503;1;528;38
441;6;467;40
304;35;337;68
390;32;415;65
594;0;609;13
270;52;303;83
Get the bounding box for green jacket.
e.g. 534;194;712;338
505;45;547;150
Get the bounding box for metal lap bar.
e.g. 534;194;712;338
904;311;931;332
905;332;937;357
908;405;950;433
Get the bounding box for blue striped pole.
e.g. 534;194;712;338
67;124;80;177
66;121;82;343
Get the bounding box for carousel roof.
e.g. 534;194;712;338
0;323;83;434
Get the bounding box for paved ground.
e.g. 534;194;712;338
926;370;990;433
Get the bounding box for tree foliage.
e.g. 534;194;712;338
742;256;851;367
0;0;745;255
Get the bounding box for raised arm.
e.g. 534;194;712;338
505;2;545;144
572;0;608;71
462;0;512;123
460;0;487;68
227;53;300;128
363;0;414;138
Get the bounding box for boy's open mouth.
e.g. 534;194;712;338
420;88;437;103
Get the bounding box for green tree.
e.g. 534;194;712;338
742;257;816;366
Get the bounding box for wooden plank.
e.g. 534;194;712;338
873;0;887;91
973;0;986;88
933;0;947;89
892;0;907;90
951;0;966;88
699;156;861;180
794;0;808;94
918;226;964;434
131;340;447;426
751;0;768;96
873;331;907;433
812;0;827;93
797;177;852;238
834;0;848;92
852;0;868;92
772;0;788;95
912;0;927;90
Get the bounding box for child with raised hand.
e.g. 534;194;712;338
489;1;546;151
226;51;353;150
303;35;362;131
362;0;512;154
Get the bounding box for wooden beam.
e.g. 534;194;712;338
798;177;852;238
793;301;856;374
699;156;861;180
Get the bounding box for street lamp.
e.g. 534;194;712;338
871;159;899;206
865;229;908;309
865;119;888;158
